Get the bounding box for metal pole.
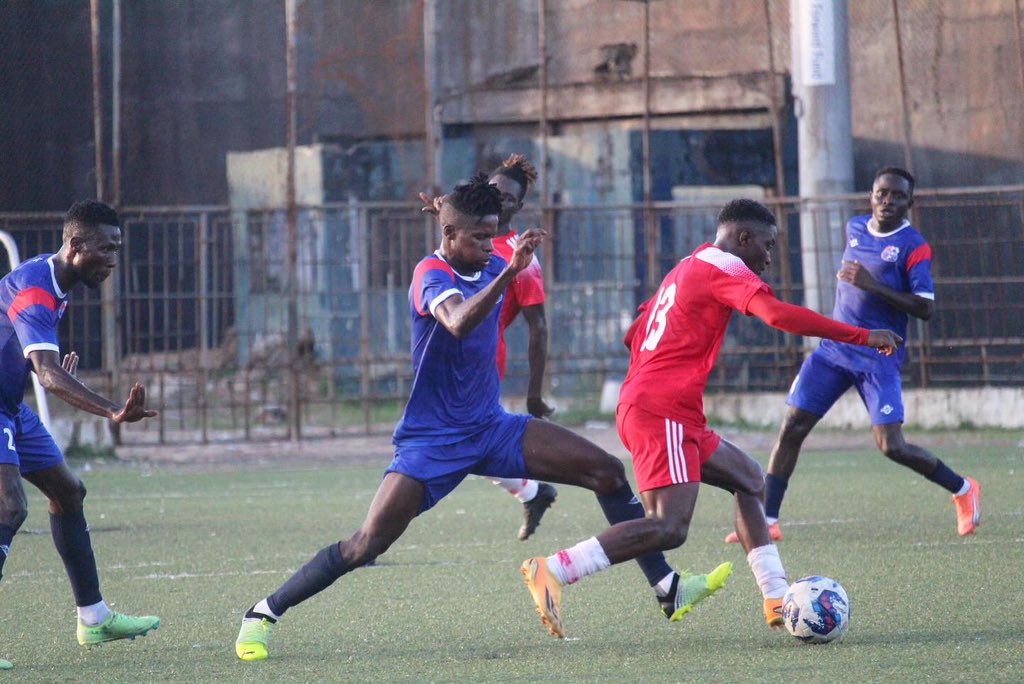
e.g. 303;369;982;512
642;0;658;297
423;0;442;194
285;0;301;441
890;0;914;174
89;0;105;202
763;0;793;303
112;0;122;207
1014;0;1024;101
198;212;210;443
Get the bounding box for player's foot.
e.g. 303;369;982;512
76;611;160;647
658;562;733;622
518;483;558;541
724;521;782;544
763;597;784;628
953;476;981;536
236;615;275;661
521;557;564;638
0;657;12;670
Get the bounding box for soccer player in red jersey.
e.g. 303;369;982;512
522;199;901;637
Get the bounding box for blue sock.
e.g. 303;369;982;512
764;474;789;520
50;511;102;606
266;542;348;616
597;483;673;587
927;459;965;494
0;524;15;582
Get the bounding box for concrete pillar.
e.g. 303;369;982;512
790;0;854;314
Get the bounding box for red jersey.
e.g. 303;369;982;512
618;243;771;427
492;230;546;378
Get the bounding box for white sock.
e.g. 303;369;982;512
954;480;970;497
766;516;779;525
252;598;281;621
747;544;789;599
491;478;538;503
545;537;611;585
655;571;676;596
77;600;111;626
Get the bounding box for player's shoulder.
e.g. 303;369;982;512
413;252;455;279
7;254;56;290
693;244;758;280
846;214;872;233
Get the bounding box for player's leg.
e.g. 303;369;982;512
703;439;789;627
237;471;424;660
488;477;558;541
518;418;674;587
18;404;158;646
0;466;29;583
861;370;980;535
519;409;730;636
735;354;850;543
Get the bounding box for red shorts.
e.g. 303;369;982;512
616;403;721;492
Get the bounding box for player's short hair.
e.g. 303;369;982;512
447;172;503;220
490;153;538;201
874;166;915;193
63;200;120;241
717;199;776;228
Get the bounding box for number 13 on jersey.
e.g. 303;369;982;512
640;284;676;352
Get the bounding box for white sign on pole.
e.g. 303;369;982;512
798;0;836;86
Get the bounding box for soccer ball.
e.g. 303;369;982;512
782;576;850;644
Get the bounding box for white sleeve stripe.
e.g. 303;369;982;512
914;292;935;300
22;342;59;357
427;288;462;315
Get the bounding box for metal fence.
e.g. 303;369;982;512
2;184;1022;445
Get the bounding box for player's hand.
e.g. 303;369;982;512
837;260;878;291
527;396;555;419
866;329;902;356
112;382;158;423
508;228;546;273
61;351;79;377
418;192;446;217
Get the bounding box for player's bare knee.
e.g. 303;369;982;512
52;479;87;514
654;521;688;550
0;497;28;530
584;455;627;494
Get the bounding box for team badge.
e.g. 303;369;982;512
880;245;900;262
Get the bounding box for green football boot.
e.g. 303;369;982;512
0;657;12;670
659;561;733;622
235;617;274;661
77;611;160;647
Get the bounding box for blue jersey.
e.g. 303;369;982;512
818;216;934;371
0;254;69;416
392;251;507;446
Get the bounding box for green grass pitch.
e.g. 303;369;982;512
1;433;1021;682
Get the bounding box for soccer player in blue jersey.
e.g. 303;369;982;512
725;167;980;545
236;174;724;661
0;200;160;670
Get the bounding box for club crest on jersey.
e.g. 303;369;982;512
880;245;900;262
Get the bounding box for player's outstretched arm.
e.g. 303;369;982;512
29;350;158;422
838;260;934;320
434;229;547;339
746;291;901;355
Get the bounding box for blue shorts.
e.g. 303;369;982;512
386;412;532;513
0;404;65;473
787;351;904;425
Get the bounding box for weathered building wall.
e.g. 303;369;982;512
0;1;1020;210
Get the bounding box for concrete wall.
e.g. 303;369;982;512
706;387;1024;430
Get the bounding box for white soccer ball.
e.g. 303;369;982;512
782;576;850;644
